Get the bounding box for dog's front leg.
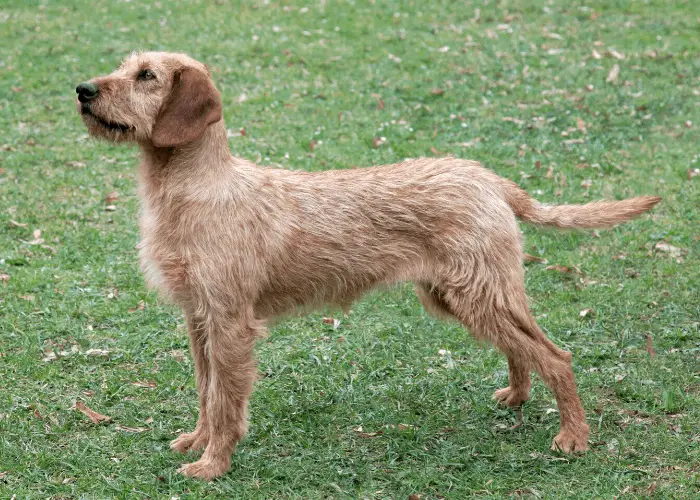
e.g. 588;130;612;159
171;313;210;453
178;312;261;480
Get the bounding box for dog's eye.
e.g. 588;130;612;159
137;69;156;81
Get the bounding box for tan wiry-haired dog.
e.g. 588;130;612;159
76;52;660;480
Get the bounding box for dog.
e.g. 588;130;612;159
76;51;660;479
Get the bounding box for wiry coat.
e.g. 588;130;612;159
77;52;660;480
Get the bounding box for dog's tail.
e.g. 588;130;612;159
500;178;661;229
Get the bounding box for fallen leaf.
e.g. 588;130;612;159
104;191;119;204
524;253;546;263
116;425;150;433
430;146;441;156
132;380;157;389
684;120;692;128
591;49;602;60
145;417;153;424
322;317;341;330
579;308;594;318
372;136;386;148
645;334;656;358
606;64;620;84
608;49;625;60
398;423;416;431
309;139;317;152
169;349;186;362
9;220;27;228
128;301;145;313
688;168;700;179
0;471;7;479
104;205;117;212
353;425;383;438
20;294;35;301
409;495;421;500
647;481;657;495
0;274;9;283
73;401;111;424
33;229;41;239
546;264;580;274
430;88;445;96
576;117;586;132
85;349;109;357
654;241;684;259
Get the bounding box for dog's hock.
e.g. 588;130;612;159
152;67;223;148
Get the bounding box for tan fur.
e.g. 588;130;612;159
77;52;661;480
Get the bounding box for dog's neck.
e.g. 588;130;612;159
137;120;233;196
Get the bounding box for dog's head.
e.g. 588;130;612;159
76;52;222;148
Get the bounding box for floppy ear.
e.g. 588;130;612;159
152;67;223;148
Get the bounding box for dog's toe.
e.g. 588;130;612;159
551;430;589;454
178;457;230;480
493;386;529;408
170;432;206;454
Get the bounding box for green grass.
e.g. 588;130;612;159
1;0;698;497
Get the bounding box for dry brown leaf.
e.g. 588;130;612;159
322;317;341;330
524;253;546;263
132;380;157;389
687;168;699;180
73;401;111;424
372;137;386;148
546;264;580;274
606;64;620;84
591;49;602;60
145;417;153;424
409;495;421;500
309;139;317;152
116;425;150;433
104;191;119;204
576;117;586;132
33;229;41;239
430;146;441;156
9;220;27;228
608;49;625;60
654;241;684;258
20;294;35;301
0;274;9;283
353;425;383;438
85;349;109;357
645;334;656;358
0;471;7;479
430;88;445;96
128;301;145;313
579;308;595;318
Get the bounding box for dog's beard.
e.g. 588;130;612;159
80;104;133;142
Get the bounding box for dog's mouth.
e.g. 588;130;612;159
81;105;131;133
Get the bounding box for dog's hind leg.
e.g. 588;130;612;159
438;251;589;453
417;282;531;408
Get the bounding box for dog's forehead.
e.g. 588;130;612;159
119;51;207;74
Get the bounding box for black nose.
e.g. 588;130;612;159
76;82;99;103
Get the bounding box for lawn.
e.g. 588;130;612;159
0;0;698;498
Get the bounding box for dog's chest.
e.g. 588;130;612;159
137;201;187;297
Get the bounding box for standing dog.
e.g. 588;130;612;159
76;52;660;479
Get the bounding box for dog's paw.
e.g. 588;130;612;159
551;428;589;454
178;457;230;481
170;431;207;454
493;386;529;408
